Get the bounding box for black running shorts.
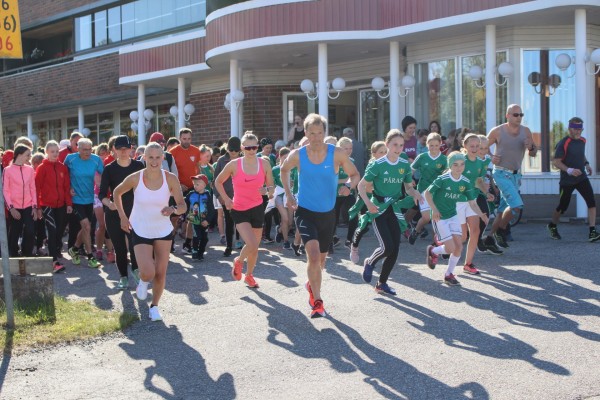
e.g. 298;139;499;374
294;206;336;253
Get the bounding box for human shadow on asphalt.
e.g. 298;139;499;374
376;295;569;376
0;329;14;393
242;290;489;400
119;324;235;399
53;260;117;311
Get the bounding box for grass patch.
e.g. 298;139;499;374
1;295;138;353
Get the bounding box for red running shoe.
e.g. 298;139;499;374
232;257;243;281
463;263;481;275
244;274;259;288
426;245;438;270
311;299;326;318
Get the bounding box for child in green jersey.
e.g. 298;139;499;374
359;130;422;295
409;133;447;245
425;151;488;286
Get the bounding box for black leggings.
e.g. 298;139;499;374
222;207;235;249
8;206;35;257
192;224;209;254
477;195;490;240
42;206;67;262
365;206;401;284
105;208;138;277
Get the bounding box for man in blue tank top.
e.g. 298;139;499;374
485;104;537;249
281;113;359;318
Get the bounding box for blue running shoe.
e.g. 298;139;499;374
375;282;397;295
362;261;374;283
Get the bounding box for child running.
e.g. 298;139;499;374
425;151;489;286
476;135;503;255
185;174;215;261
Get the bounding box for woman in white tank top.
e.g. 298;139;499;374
113;142;186;321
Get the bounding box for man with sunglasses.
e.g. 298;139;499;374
484;104;537;249
547;117;600;242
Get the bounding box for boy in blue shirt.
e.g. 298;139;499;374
185;174;215;260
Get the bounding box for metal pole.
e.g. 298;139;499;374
0;167;15;329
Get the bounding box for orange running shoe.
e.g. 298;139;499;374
310;299;326;318
232;257;243;281
244;274;259;288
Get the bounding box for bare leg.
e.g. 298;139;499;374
305;240;325;300
236;222;262;276
464;216;480;265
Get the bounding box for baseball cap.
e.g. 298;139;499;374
191;174;209;186
227;136;241;152
114;135;132;149
149;132;166;143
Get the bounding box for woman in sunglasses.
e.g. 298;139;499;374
215;132;275;288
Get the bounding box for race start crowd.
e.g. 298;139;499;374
1;104;598;320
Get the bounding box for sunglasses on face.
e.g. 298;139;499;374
243;145;258;151
512;113;524;118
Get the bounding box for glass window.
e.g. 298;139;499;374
283;94;311;142
121;2;135;40
549;49;576;171
48;119;63;142
120;109;138;146
415;59;456;135
75;15;92;51
107;7;122;44
84;114;98;144
360;89;389;148
94;11;108;47
98;112;114;144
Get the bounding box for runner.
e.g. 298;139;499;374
215;132;275;288
359;130;422;295
281;113;359;317
425;152;489;286
113;142;186;321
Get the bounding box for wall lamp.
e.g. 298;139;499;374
130;109;154;132
554;49;600;76
170;104;195;122
370;75;415;98
224;90;245;111
528;72;561;96
300;77;346;100
468;61;514;88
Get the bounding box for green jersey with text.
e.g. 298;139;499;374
411;152;447;193
364;155;412;198
272;165;298;194
427;172;474;219
462;156;486;199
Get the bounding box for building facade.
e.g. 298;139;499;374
1;0;600;217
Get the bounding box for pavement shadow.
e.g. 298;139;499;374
0;329;14;393
119;323;235;399
376;295;569;376
242;290;489;399
53;260;116;311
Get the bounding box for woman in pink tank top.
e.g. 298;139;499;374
215;132;275;288
113;142;187;321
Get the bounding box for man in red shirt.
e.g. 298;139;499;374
169;128;201;253
58;132;83;164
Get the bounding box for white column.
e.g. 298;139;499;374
575;9;588;219
238;67;244;135
230;59;240;138
137;84;146;145
318;43;328;122
78;106;84;132
27;114;33;140
177;78;186;133
389;41;400;129
485;25;497;135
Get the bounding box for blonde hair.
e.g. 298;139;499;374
385;129;404;144
337;137;353;147
477;134;489;146
95;142;109;156
324;136;337;145
14;136;34;149
241;131;258;145
303;113;327;132
461;133;481;153
45;140;60;152
144;142;163;155
31;152;45;166
278;146;290;158
370;141;386;162
426;132;442;144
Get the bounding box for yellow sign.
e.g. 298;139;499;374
0;0;22;59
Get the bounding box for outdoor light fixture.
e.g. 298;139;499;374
130;109;154;131
370;74;415;98
585;48;600;75
81;128;91;137
468;61;514;88
223;90;245;112
170;103;196;121
550;50;600;77
300;77;346;100
528;72;561;96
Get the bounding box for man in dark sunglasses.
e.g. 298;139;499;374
484;104;537;250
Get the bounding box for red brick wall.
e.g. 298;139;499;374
0;53;130;116
19;0;100;26
188;85;297;146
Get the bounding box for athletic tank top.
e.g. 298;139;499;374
292;127;305;142
298;144;337;212
495;125;527;171
232;157;265;211
129;169;173;238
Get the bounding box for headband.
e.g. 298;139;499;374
568;122;583;130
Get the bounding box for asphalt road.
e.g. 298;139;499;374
1;222;599;400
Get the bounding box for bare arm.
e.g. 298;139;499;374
404;182;423;205
214;160;236;210
336;148;360;196
552;158;583;177
281;149;300;210
113;172;139;233
523;127;537;157
358;177;378;214
424;190;440;222
261;159;276;198
468;199;489;225
487;127;501;165
166;172;187;215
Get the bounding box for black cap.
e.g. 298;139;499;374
227;136;241;152
114;135;132;149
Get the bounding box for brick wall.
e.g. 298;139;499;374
0;53;130;116
19;0;106;26
188;85;297;146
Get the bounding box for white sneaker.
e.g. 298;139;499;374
136;280;149;300
149;306;162;321
350;245;360;264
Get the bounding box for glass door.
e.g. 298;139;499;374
359;88;389;148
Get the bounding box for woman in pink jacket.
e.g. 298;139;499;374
3;144;38;256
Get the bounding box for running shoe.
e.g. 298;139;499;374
235;241;244;249
344;240;352;249
68;246;80;265
149;306;162;321
463;263;481;275
408;228;419;245
291;243;302;256
332;236;340;247
88;256;100;268
375;282;397;295
444;274;461;286
305;280;315;308
223;247;232;257
220;235;227;245
310;299;326;318
275;231;284;243
182;243;193;254
484;236;504;255
362;261;374;283
403;229;411;240
136;280;149;300
192;250;200;259
299;245;305;254
547;224;561;240
262;236;274;244
477;239;488;253
95;250;103;260
117;277;129;290
349;245;360;264
426;245;437;270
494;230;509;248
283;241;292;250
132;269;140;286
53;261;65;274
106;250;116;263
232;257;243;281
244;274;259;288
589;229;600;243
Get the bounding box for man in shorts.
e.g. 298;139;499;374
281;113;359;318
547;117;600;242
484;104;537;249
64;138;104;268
